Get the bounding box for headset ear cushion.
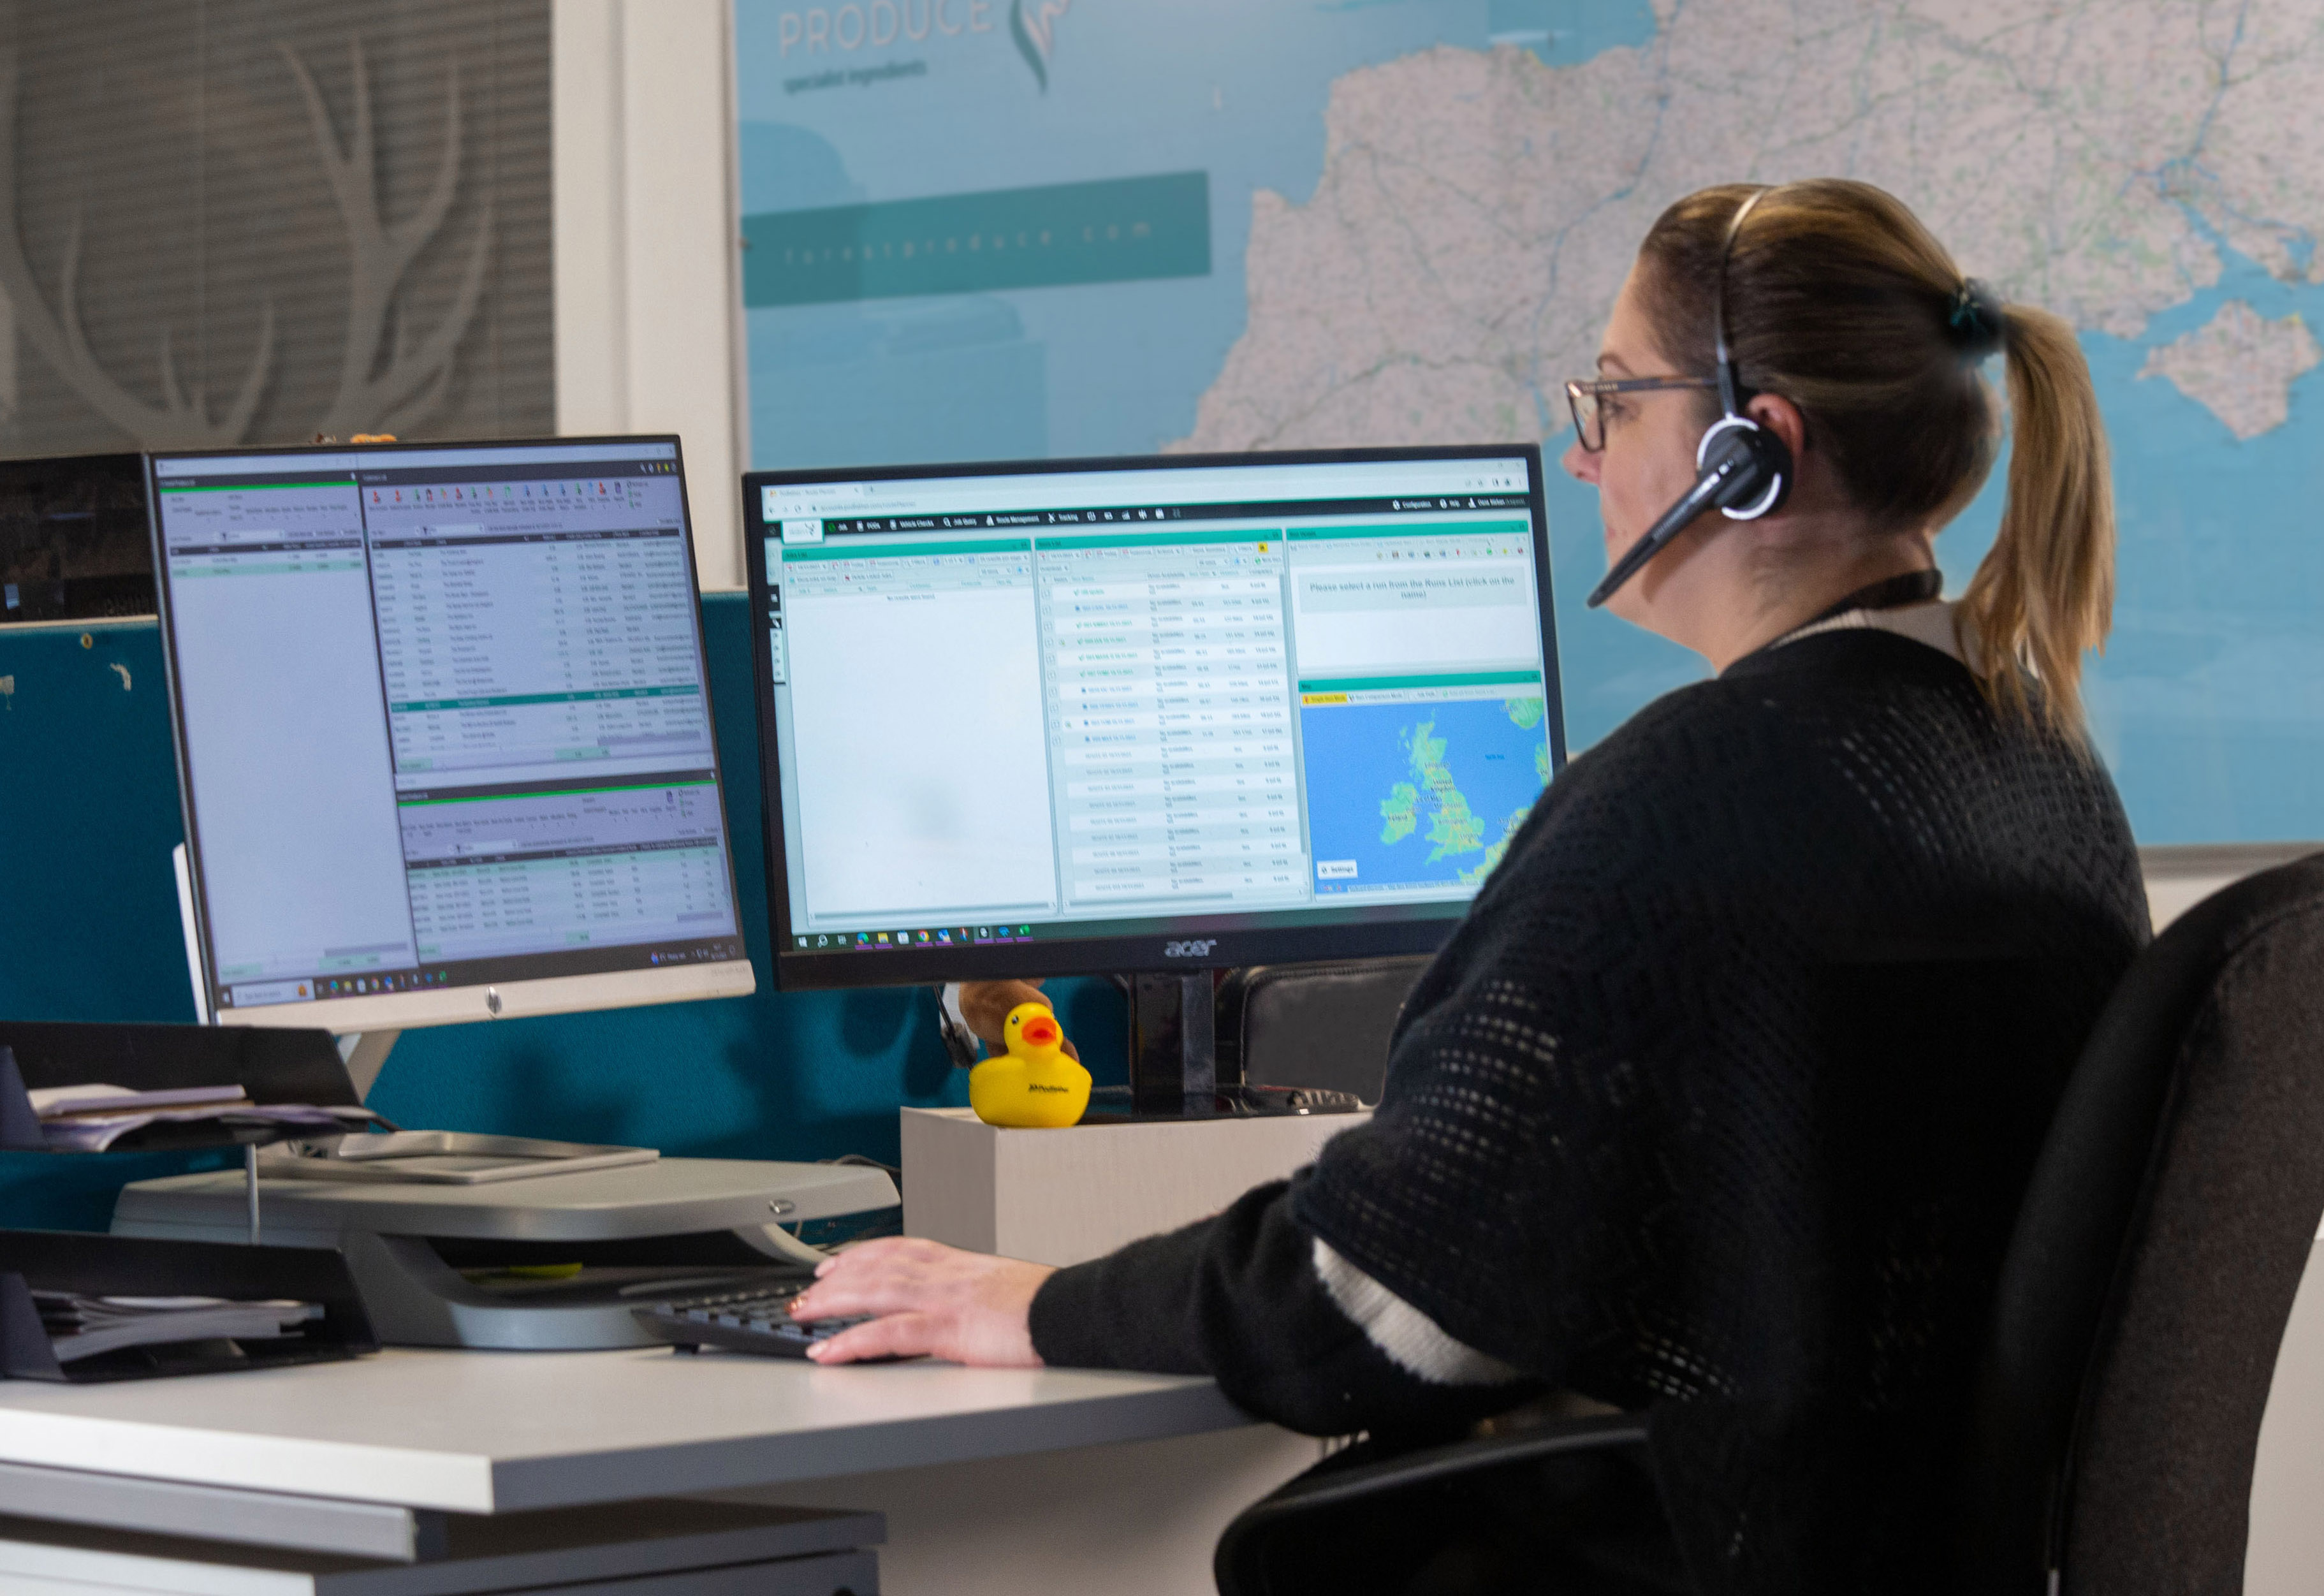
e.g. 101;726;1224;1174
1695;414;1792;521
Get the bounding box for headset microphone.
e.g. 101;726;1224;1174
1586;186;1795;609
1585;418;1792;606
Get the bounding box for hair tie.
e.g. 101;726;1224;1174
1948;278;2005;359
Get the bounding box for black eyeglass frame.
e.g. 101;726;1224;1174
1563;376;1720;453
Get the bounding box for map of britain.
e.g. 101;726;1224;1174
1302;694;1554;895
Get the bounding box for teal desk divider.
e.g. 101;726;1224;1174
0;596;1125;1231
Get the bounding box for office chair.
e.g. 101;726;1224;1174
1214;956;1431;1103
1958;849;2324;1592
1215;853;2324;1596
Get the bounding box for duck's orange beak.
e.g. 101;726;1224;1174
1020;1014;1061;1047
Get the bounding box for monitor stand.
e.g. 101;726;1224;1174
337;1030;401;1101
1096;972;1356;1122
1124;972;1220;1117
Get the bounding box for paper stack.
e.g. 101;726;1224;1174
27;1083;379;1152
31;1292;324;1363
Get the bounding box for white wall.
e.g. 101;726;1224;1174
552;0;750;593
2141;844;2318;933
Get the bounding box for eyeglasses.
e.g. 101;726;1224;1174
1564;376;1719;453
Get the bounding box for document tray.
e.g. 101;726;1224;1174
0;1229;377;1383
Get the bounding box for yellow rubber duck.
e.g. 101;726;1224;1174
969;1002;1092;1128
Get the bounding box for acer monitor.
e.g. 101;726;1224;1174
745;445;1563;1097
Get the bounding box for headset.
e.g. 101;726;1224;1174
1586;186;1795;608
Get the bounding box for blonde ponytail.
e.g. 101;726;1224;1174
1638;180;2116;735
1957;304;2114;732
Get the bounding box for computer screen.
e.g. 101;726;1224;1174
150;436;754;1030
0;453;154;624
746;445;1563;987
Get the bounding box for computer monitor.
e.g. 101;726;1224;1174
745;445;1563;990
0;453;154;624
150;436;754;1033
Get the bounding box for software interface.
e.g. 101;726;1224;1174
154;441;743;1012
758;455;1557;957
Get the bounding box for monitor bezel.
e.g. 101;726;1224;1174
149;433;756;1032
744;443;1561;992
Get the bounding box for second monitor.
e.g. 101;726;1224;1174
747;445;1564;994
152;436;754;1036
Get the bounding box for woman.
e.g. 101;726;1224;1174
788;180;2149;1592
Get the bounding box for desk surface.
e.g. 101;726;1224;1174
0;1349;1252;1514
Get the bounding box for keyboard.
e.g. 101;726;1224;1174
631;1279;878;1359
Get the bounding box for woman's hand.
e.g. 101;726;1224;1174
789;1237;1055;1365
958;979;1079;1060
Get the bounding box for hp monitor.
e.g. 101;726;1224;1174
746;445;1563;990
151;436;754;1033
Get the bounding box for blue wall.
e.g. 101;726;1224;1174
0;597;1125;1230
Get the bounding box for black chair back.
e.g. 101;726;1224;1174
1215;957;1430;1104
1956;853;2324;1593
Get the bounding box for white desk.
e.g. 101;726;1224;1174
0;1349;1317;1593
0;1347;1247;1510
0;1110;1350;1593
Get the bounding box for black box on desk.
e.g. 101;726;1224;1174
0;1229;377;1383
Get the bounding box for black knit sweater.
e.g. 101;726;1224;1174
1031;629;2149;1594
